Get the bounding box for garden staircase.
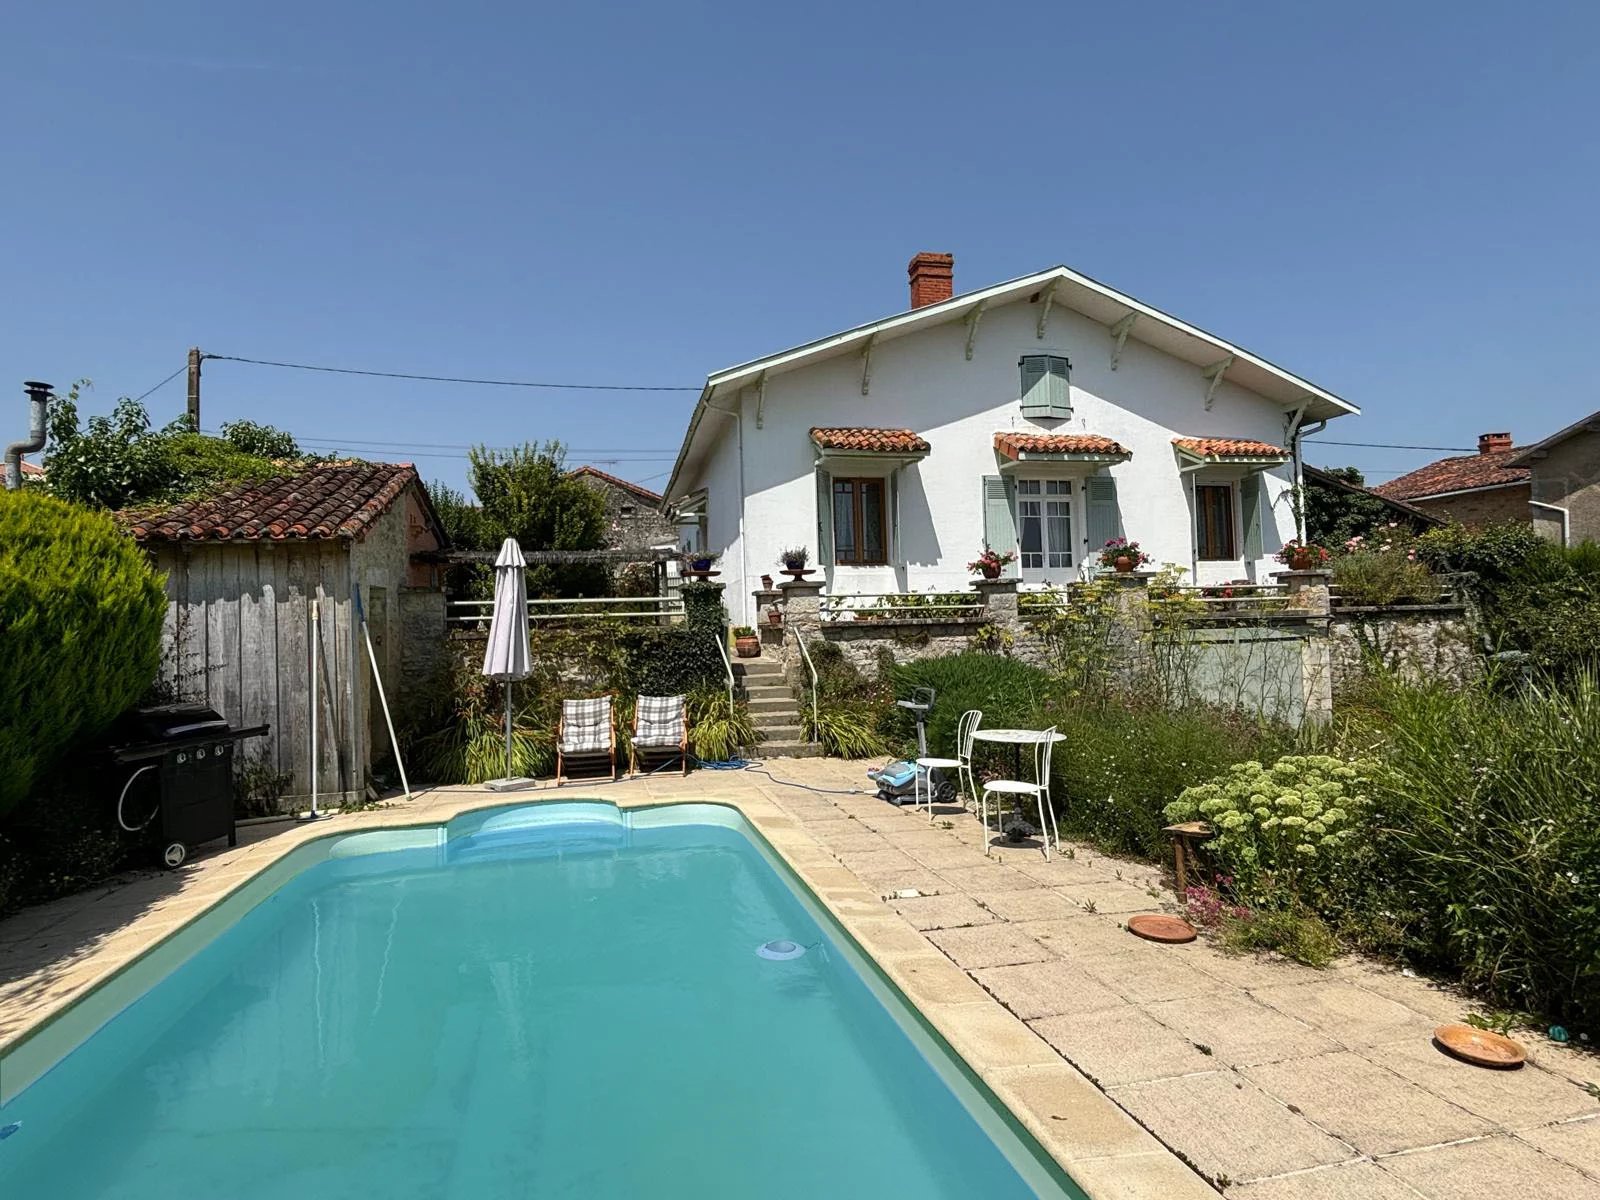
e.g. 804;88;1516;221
733;655;821;759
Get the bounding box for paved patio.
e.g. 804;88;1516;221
2;758;1598;1198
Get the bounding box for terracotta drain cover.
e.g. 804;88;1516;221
1127;914;1197;944
1433;1023;1526;1069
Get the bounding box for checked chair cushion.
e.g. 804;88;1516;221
560;697;613;754
633;694;686;748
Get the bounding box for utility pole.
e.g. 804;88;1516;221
186;347;202;429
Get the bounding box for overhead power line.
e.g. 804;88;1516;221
204;353;701;392
132;364;188;404
1304;439;1475;452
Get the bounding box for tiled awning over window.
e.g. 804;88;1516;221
993;432;1130;463
810;427;930;455
1172;436;1290;466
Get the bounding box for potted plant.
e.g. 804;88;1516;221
966;547;1016;580
1098;537;1151;574
732;626;760;657
682;549;720;579
766;605;783;627
760;573;774;590
778;546;812;579
1275;540;1330;572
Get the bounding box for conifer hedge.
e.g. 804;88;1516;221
0;490;167;814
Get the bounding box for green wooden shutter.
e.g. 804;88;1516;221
1020;355;1071;418
815;468;833;565
1085;475;1120;558
981;475;1019;577
1019;356;1048;416
1240;474;1263;560
889;469;901;565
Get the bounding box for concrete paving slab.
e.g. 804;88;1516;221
986;1063;1179;1165
969;887;1086;923
1065;1150;1221;1200
1521;1116;1600;1178
1245;1051;1494;1155
1060;880;1170;915
937;863;1042;892
1032;1005;1220;1087
926;923;1051;970
1380;1134;1600;1200
1370;1036;1599;1128
1228;1161;1427;1199
1110;1070;1355;1184
1146;991;1339;1067
972;960;1127;1020
890;892;998;931
1088;947;1231;1005
926;1000;1061;1070
1252;979;1437;1047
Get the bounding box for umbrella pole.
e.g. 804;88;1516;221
504;681;514;782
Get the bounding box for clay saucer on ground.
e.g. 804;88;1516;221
1433;1023;1526;1069
1126;914;1197;944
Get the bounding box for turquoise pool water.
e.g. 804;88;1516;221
0;804;1083;1198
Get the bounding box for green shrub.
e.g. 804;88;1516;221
805;702;889;758
1221;907;1342;968
1048;700;1295;860
408;657;553;784
887;654;1060;757
1341;671;1600;1024
0;491;167;814
1329;548;1436;606
688;688;756;762
0;784;125;913
1164;755;1375;909
623;626;725;696
680;581;729;630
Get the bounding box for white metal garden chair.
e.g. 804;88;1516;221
914;709;982;821
980;725;1061;860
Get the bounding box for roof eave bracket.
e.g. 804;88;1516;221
860;332;877;396
964;300;989;361
1108;312;1137;370
1201;355;1235;411
1035;281;1063;340
753;370;767;430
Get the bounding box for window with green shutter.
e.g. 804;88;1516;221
981;475;1019;577
1019;354;1071;419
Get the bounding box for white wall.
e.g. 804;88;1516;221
679;299;1304;626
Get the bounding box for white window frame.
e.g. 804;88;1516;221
1015;477;1075;584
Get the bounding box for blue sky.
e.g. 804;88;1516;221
4;2;1596;495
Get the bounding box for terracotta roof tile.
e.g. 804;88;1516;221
568;465;663;504
1172;437;1289;460
123;461;421;543
1372;452;1530;501
810;427;930;453
994;432;1130;458
19;459;43;477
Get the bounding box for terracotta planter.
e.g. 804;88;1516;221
1289;549;1314;571
1113;555;1135;574
760;574;774;590
766;610;783;627
781;567;813;580
734;636;760;658
978;564;1001;580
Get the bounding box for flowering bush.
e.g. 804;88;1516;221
1275;540;1330;567
1164;754;1375;908
967;547;1016;576
1098;537;1151;568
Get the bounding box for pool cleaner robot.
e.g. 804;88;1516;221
866;687;955;806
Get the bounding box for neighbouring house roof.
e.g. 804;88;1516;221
568;465;664;505
125;461;429;543
666;262;1358;501
1302;465;1442;527
994;432;1130;461
810;427;932;454
1506;408;1600;466
1372;452;1530;503
1172;436;1290;464
19;459;43;477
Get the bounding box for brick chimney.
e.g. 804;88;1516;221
908;252;954;308
1478;432;1513;455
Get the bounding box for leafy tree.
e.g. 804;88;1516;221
43;382;311;510
1303;466;1426;547
465;442;608;596
0;490;167;814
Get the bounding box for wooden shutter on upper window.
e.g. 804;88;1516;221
1020;355;1071;419
981;475;1019;577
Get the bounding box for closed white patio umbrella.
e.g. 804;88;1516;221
482;537;535;790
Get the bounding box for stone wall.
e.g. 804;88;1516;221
397;588;449;725
1411;484;1530;529
1328;606;1479;693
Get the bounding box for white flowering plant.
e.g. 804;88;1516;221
1164;755;1376;908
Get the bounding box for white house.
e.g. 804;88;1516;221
665;254;1358;626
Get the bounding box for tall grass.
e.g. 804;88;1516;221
1341;670;1600;1023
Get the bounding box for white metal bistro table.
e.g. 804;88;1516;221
969;727;1066;781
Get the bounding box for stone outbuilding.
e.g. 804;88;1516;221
1506;409;1600;546
1372;432;1531;527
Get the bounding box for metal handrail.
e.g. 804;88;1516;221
789;626;819;736
447;595;685;625
712;627;735;710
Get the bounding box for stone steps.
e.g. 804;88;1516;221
729;653;821;757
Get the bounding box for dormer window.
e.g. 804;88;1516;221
1020;354;1071;419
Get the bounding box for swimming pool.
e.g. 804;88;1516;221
0;803;1085;1198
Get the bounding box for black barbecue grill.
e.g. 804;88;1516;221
111;704;269;868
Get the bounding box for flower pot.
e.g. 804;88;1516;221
760;574;774;590
978;564;1001;580
766;610;783;627
1114;555;1135;574
781;568;813;580
690;558;714;572
734;636;760;658
1289;549;1314;571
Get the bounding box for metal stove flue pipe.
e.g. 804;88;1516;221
3;381;52;490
